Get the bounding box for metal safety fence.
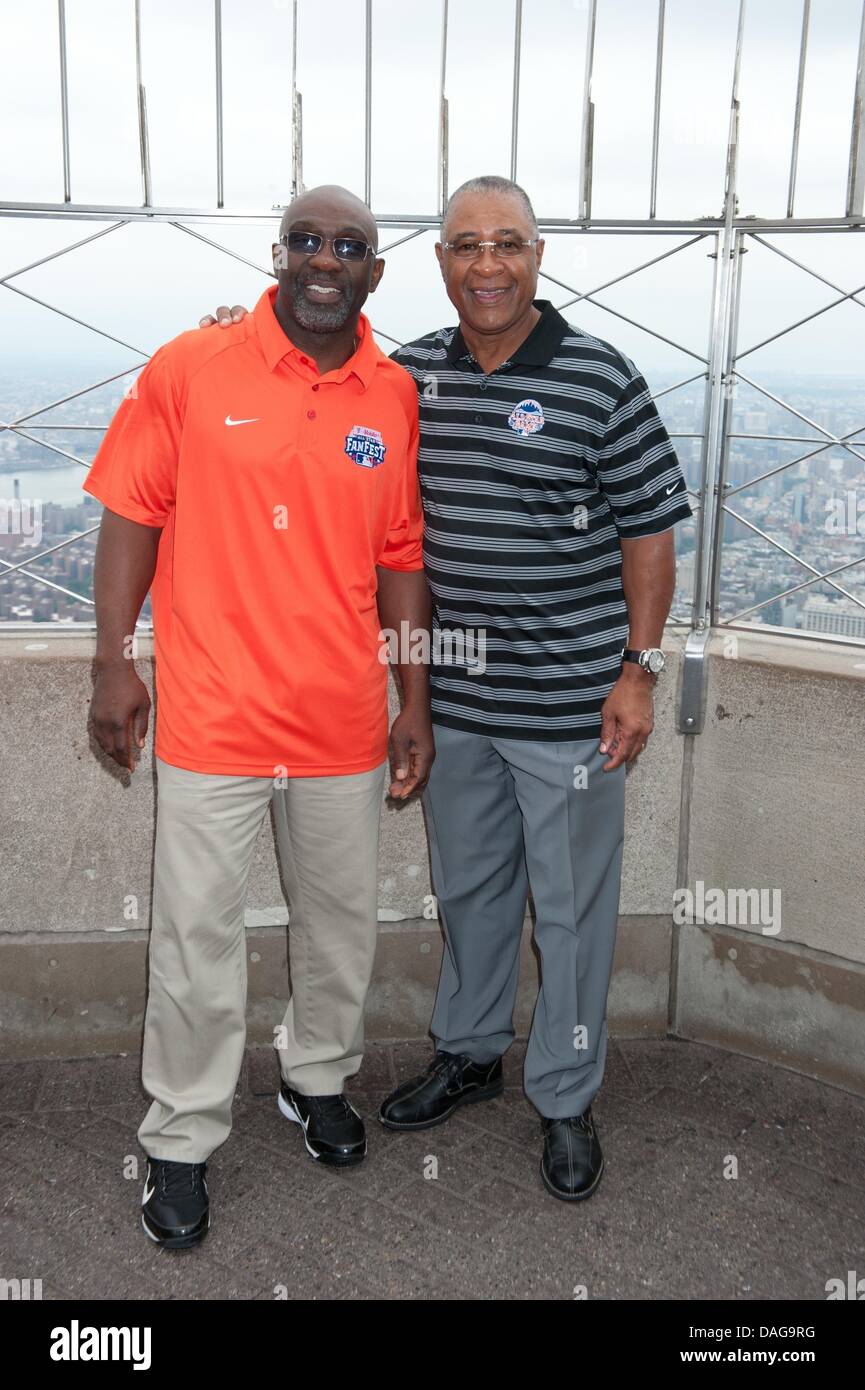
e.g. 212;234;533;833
1;0;864;736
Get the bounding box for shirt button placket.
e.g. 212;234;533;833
475;377;487;424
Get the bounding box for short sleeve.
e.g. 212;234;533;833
82;346;181;526
377;394;424;571
596;367;693;537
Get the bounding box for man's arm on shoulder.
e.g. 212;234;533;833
199;305;249;328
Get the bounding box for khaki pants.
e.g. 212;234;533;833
137;756;387;1163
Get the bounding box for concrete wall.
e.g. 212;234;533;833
1;626;863;1091
0;629;687;933
675;629;865;1093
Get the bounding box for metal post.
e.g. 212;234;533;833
578;0;597;221
787;0;810;219
364;0;372;206
510;0;522;183
709;227;746;625
649;0;665;219
847;0;865;218
437;0;449;216
57;0;71;203
214;0;224;209
134;0;152;207
291;0;303;198
680;0;747;730
692;0;745;628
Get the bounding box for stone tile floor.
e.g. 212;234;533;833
1;1038;862;1300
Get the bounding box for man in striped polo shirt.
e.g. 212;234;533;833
377;175;692;1202
203;175;692;1202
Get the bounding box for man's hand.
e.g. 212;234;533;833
90;663;151;772
388;705;435;800
198;305;250;329
598;667;654;771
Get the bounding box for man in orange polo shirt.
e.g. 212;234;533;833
84;185;433;1249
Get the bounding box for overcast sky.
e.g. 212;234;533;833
1;0;863;388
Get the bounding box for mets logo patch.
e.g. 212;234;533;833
507;398;545;437
345;424;386;468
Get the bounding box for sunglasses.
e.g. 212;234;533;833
279;231;375;263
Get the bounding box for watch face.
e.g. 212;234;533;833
646;649;665;674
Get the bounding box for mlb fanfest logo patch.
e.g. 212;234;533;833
507;398;545;437
345;424;387;468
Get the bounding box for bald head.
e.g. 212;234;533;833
272;183;384;340
279;184;378;251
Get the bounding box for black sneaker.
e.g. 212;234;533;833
540;1108;604;1202
140;1157;210;1248
278;1082;366;1166
379;1050;503;1131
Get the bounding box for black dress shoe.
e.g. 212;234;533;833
278;1082;366;1166
141;1157;210;1248
379;1050;503;1131
540;1108;604;1202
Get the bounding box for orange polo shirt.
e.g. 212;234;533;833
83;285;424;776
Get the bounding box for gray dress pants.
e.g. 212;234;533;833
422;723;626;1119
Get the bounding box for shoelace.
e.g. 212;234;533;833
157;1161;205;1197
429;1052;466;1089
545;1111;593;1136
307;1094;355;1122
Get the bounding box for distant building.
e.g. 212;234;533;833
801;595;865;639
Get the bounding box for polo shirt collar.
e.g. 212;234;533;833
253;283;378;388
444;299;569;368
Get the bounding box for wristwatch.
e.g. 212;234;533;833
622;647;666;676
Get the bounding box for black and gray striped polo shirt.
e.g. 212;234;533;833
390;298;692;742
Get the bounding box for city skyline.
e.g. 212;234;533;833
2;361;863;638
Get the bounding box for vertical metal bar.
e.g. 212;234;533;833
787;0;810;219
847;0;865;217
709;228;746;624
649;0;665;219
364;0;372;206
214;0;224;209
134;0;151;207
579;0;598;221
510;0;522;183
691;0;745;631
691;233;722;629
437;0;449;215
291;0;303;198
57;0;71;203
294;94;304;198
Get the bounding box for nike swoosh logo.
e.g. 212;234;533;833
665;482;679;495
225;415;259;426
142;1180;155;1204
